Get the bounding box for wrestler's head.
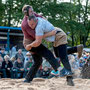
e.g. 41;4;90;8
22;5;34;16
28;15;38;29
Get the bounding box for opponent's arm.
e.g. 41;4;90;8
26;30;56;51
43;30;57;39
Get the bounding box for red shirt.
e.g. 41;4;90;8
21;13;42;40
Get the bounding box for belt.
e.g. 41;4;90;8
56;31;61;34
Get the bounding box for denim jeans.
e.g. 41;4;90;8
53;44;76;72
1;69;13;78
13;69;25;79
25;44;60;81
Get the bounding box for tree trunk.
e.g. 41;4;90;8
83;0;89;47
8;0;12;27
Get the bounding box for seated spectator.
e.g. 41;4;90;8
10;56;16;64
0;48;6;59
42;59;51;70
24;57;33;76
0;55;3;78
0;55;3;68
68;55;79;70
36;65;43;78
81;57;90;79
41;66;50;79
24;52;32;67
15;49;25;62
68;55;81;78
87;57;90;66
13;57;25;78
2;55;13;78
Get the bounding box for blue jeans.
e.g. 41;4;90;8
13;69;25;78
1;69;13;78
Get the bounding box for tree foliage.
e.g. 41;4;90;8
0;0;90;47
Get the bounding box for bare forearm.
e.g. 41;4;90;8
25;35;43;51
25;40;41;51
23;37;33;49
30;40;41;47
43;30;56;38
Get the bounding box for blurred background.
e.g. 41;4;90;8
0;0;90;52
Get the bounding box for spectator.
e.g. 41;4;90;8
79;58;85;68
41;66;50;78
36;67;43;78
5;44;9;52
68;55;81;78
13;57;25;78
24;57;33;76
11;45;17;57
81;57;90;79
0;48;6;59
0;55;3;77
2;55;13;78
15;49;25;62
42;59;51;70
10;56;16;64
24;52;32;67
0;55;3;68
68;55;79;70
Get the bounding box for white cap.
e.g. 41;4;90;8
26;52;31;56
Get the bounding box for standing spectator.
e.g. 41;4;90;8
5;44;9;52
2;55;13;78
11;45;17;57
13;57;25;78
79;58;85;68
15;49;25;62
0;48;6;59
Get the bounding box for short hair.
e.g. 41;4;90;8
22;5;33;16
28;15;37;22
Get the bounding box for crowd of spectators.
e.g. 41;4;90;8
0;47;90;79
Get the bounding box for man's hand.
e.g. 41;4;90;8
43;30;57;38
20;68;24;71
27;68;30;70
7;68;10;70
50;30;57;35
26;36;43;48
25;44;32;51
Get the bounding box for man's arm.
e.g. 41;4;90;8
43;30;57;39
25;35;43;51
26;30;56;50
25;30;56;51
